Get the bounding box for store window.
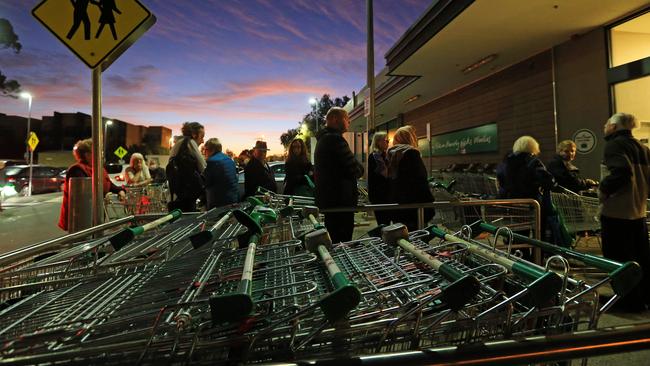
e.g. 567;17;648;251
609;11;650;67
609;10;650;145
612;76;650;144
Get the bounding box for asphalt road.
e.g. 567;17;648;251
0;191;65;255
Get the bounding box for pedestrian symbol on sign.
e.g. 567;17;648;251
66;0;123;41
33;0;155;71
114;146;128;159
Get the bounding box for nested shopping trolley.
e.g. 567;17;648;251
550;189;601;246
0;202;635;365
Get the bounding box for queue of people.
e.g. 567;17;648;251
57;110;649;314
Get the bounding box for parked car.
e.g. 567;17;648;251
0;165;65;196
106;163;129;187
237;161;286;197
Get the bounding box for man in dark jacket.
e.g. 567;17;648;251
547;140;598;193
244;141;276;198
600;112;650;312
314;107;364;243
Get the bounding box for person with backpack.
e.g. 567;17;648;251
166;122;206;212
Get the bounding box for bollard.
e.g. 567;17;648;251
304;229;361;322
68;177;92;233
382;224;480;310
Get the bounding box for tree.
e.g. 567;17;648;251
279;128;299;148
279;94;350;150
0;18;22;98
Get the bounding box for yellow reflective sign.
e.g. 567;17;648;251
32;0;156;71
114;146;128;159
27;132;40;151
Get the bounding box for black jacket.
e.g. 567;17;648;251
314;127;364;208
283;159;312;195
244;157;276;198
386;145;434;230
600;129;650;220
547;154;590;193
497;152;555;200
368;151;390;204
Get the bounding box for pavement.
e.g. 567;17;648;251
0;191;65;254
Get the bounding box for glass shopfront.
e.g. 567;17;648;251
609;10;650;144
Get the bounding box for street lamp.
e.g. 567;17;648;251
308;97;319;133
19;92;33;196
104;120;113;162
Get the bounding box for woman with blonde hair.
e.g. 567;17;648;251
547;140;597;192
387;125;434;230
497;135;555;199
125;152;152;187
368;132;390;225
496;135;556;244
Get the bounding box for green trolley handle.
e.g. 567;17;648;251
428;226;562;308
382;224;481;311
471;221;642;297
109;209;182;251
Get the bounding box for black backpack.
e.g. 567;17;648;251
166;138;203;200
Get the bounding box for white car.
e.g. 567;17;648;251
237;161;286;196
105;163;129;187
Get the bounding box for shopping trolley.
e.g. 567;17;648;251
551;188;601;248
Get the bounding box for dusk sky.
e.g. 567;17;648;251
1;0;430;154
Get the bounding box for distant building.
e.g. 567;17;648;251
0;113;42;161
0;112;171;163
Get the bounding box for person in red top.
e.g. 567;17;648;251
58;138;125;231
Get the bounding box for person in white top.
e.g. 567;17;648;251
125;153;152;187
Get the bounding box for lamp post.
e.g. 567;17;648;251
19;92;33;196
104;120;113;162
309;97;318;133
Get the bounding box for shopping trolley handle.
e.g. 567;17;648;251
440;274;481;311
610;261;643;298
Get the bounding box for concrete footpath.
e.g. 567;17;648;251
0;191;65;255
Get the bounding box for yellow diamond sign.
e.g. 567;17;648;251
27;132;39;151
32;0;156;71
114;146;128;159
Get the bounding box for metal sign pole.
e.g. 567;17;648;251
26;99;33;196
366;0;375;181
92;67;104;227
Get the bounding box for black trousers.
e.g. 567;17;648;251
323;212;355;243
601;215;650;306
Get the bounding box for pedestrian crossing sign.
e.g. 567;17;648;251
32;0;156;71
27;132;39;151
114;146;128;159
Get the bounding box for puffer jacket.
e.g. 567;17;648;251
600;129;650;220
